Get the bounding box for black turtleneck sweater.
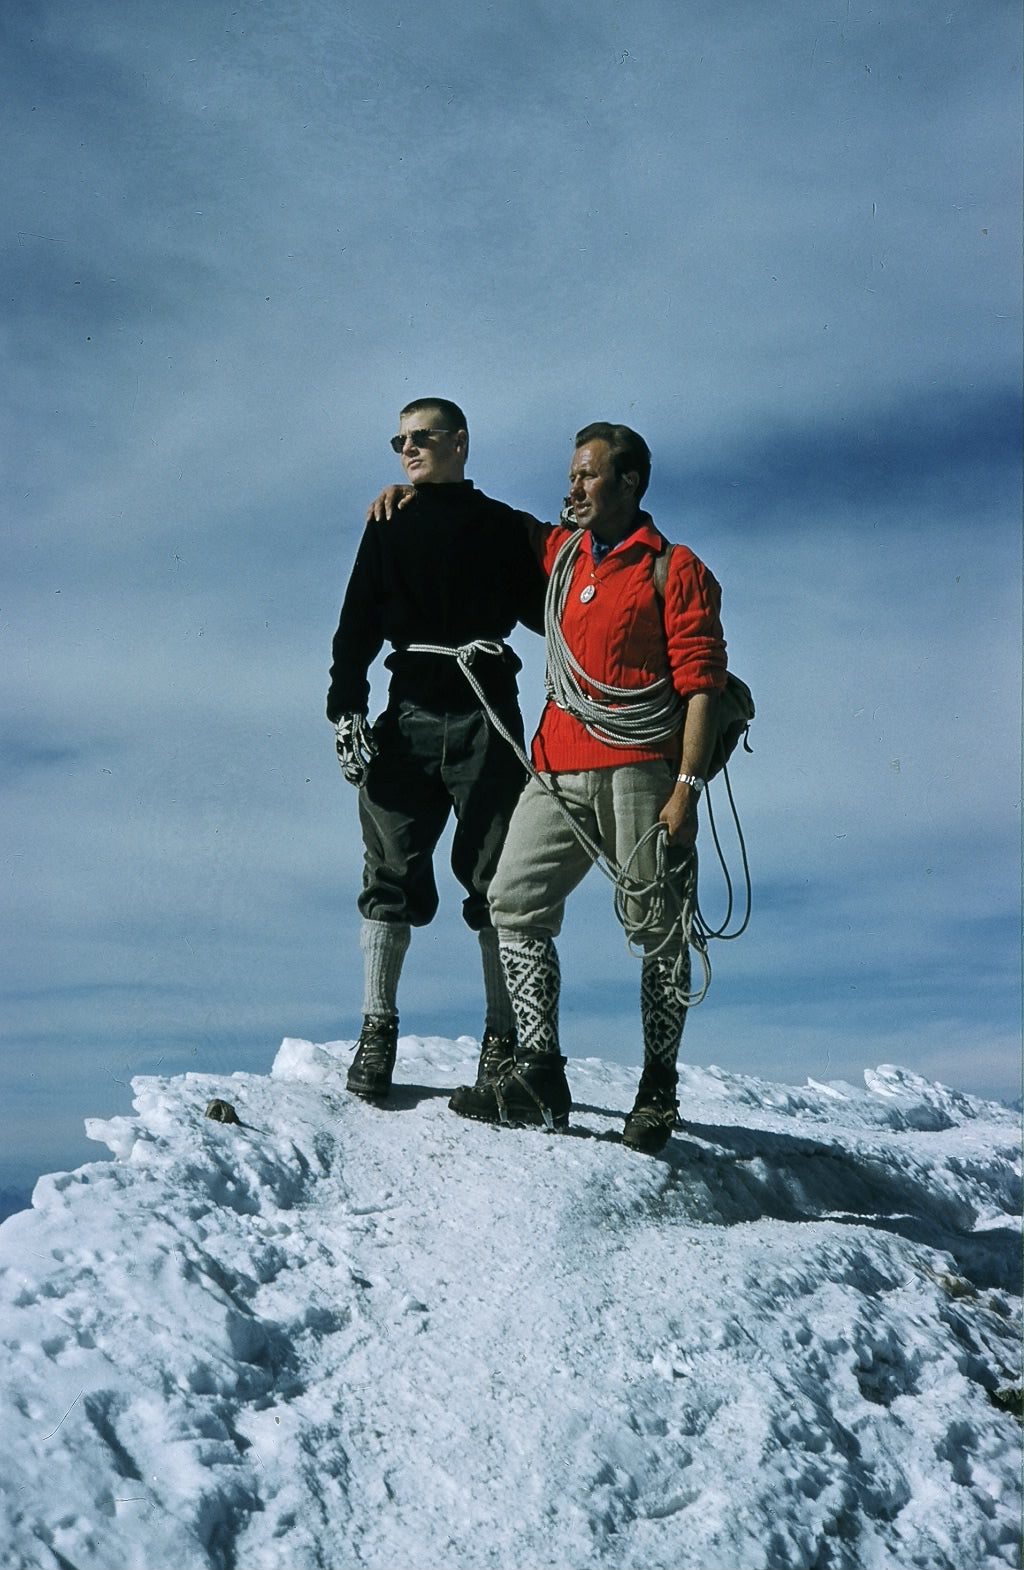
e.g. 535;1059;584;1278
326;481;549;719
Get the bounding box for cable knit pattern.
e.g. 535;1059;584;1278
359;919;410;1017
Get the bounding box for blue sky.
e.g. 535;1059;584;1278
3;0;1020;1192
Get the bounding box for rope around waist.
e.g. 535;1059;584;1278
400;638;510;664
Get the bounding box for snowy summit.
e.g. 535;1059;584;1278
1;1036;1020;1570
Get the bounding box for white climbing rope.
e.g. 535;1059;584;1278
543;529;686;748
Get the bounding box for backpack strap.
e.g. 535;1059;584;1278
651;539;673;601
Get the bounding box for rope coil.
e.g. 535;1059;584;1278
544;531;686;747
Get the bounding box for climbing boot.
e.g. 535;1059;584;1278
474;1027;516;1088
622;1086;679;1154
623;951;689;1152
347;1013;398;1099
449;1052;571;1131
622;1059;678;1154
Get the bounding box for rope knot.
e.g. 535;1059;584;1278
456;639;506;666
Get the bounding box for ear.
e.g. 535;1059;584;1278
454;428;469;460
621;469;639;494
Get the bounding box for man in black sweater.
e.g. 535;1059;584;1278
327;398;547;1100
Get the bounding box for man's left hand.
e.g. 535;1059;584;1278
366;485;415;523
334;713;378;787
659;786;699;850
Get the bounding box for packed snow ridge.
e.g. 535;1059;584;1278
1;1036;1020;1570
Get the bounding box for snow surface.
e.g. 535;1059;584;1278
1;1035;1020;1570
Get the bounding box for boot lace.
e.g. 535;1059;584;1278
356;1015;397;1072
478;1029;515;1085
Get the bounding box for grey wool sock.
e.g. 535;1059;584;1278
478;926;514;1036
359;919;410;1018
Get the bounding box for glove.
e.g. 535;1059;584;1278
333;713;378;787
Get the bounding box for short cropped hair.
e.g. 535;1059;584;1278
574;421;651;500
400;397;468;435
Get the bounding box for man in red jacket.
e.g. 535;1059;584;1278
448;423;728;1153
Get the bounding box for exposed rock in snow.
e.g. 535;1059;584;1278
1;1036;1020;1569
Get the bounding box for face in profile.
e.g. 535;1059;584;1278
567;440;638;539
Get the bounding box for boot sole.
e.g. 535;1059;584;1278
503;1113;570;1133
621;1126;673;1154
449;1099;569;1133
622;1136;670;1154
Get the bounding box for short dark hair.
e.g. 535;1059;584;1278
574;421;651;500
400;397;468;434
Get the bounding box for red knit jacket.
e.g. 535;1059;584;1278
528;515;728;774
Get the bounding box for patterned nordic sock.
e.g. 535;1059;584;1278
359;919;411;1018
639;951;691;1079
498;933;561;1057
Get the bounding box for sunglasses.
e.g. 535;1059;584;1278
390;428;454;453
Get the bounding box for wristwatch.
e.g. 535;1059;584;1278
676;773;706;793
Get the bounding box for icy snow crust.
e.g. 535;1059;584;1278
1;1039;1020;1570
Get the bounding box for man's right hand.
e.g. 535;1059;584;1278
366;485;415;523
334;713;378;787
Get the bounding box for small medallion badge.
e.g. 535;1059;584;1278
579;584;596;604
